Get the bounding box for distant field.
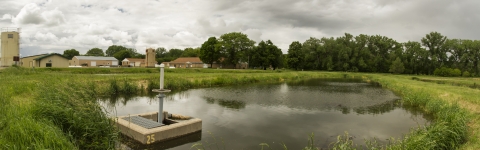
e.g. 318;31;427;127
0;67;478;149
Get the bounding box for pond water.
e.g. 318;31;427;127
100;78;429;150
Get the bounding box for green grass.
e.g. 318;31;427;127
0;67;479;149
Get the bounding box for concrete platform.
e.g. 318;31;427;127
116;112;202;144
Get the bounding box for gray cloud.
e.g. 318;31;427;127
1;0;480;56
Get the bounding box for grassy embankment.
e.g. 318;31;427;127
0;67;478;149
0;67;344;149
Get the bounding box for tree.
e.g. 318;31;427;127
106;45;128;57
155;47;167;58
403;41;426;74
155;48;184;64
63;49;79;59
199;37;221;68
113;50;132;62
126;48;142;58
85;48;105;56
216;32;255;67
302;37;322;70
287;41;303;70
167;49;184;58
250;40;283;70
389;57;405;74
181;47;200;57
421;32;448;74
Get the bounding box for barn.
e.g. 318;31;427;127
70;56;118;67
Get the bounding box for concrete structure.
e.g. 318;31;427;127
116;64;202;145
0;27;20;67
20;53;69;68
116;112;202;144
121;130;201;149
163;57;207;68
145;48;156;67
122;58;145;67
70;56;118;67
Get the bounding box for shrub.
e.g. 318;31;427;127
434;67;462;77
462;71;471;77
452;69;462;77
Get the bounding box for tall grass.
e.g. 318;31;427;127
0;67;475;149
0;67;118;149
32;79;118;149
363;74;470;150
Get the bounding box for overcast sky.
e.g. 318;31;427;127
1;0;479;57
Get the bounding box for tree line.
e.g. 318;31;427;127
63;31;480;77
286;32;480;77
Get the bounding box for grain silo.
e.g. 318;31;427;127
0;27;20;67
146;48;156;67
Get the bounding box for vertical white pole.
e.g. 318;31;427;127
158;94;164;123
158;64;165;123
160;64;164;90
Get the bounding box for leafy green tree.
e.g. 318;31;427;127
126;48;142;58
389;57;405;74
421;32;448;74
302;37;322;70
216;32;255;67
181;47;200;57
113;50;132;62
155;47;167;58
354;34;371;72
287;41;303;70
467;40;480;76
265;40;283;70
167;49;184;58
403;41;427;74
85;48;105;56
251;40;283;70
155;48;184;64
63;49;80;59
335;33;356;71
106;45;128;57
200;37;221;68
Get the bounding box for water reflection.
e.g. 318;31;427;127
100;78;429;149
204;97;247;110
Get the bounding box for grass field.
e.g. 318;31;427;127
0;67;479;149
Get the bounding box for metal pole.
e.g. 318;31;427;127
158;93;164;123
158;64;165;123
160;64;164;90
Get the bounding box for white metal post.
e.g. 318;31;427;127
160;64;164;90
158;64;165;123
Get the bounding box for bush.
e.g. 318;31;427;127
434;67;462;77
452;69;461;77
462;71;471;77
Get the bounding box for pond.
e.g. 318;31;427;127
100;78;429;150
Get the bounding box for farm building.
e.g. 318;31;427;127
162;57;248;69
70;56;118;67
163;57;207;68
121;58;145;67
20;53;69;68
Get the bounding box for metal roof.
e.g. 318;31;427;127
74;56;118;61
122;58;145;62
34;53;69;61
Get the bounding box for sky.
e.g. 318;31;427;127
1;0;479;57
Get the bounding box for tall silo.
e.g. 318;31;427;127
1;27;20;67
146;48;156;67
